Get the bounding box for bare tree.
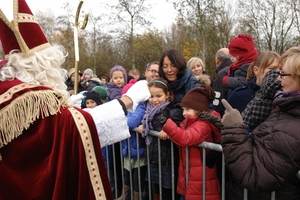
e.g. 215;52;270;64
161;23;189;51
35;9;56;43
171;0;233;75
236;0;297;54
86;13;104;74
290;0;300;46
133;30;165;66
108;0;152;69
56;2;74;29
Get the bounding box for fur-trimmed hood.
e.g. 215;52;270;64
195;74;211;86
197;111;223;129
197;111;222;144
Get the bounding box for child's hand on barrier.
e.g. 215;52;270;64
158;130;169;141
137;124;143;134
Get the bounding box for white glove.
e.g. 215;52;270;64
122;80;150;112
69;92;85;108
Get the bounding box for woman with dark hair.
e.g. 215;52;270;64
159;49;200;102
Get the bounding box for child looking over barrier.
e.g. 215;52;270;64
161;85;222;200
138;78;184;200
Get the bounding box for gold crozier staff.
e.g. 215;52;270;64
74;0;89;94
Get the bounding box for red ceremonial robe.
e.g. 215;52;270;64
0;79;113;200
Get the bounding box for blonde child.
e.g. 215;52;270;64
107;65;127;101
138;78;184;200
160;85;222;200
106;65;127;197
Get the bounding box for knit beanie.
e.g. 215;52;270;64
84;68;93;77
121;79;137;95
68;68;83;78
92;86;107;100
110;65;127;83
228;34;255;58
85;90;102;105
181;85;215;112
68;68;76;78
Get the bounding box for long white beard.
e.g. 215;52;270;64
0;45;69;97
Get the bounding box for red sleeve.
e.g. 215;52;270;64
222;75;228;86
163;118;211;146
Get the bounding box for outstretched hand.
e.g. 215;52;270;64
123;80;150;112
221;99;244;127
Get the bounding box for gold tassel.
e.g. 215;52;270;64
0;90;70;148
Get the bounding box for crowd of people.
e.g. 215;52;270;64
53;38;300;200
1;1;300;200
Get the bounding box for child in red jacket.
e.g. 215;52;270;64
160;85;222;200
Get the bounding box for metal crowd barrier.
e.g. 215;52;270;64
102;129;300;200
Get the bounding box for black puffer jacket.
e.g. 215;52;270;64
221;95;300;200
148;100;184;166
65;78;84;93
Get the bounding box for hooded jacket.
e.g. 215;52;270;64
163;111;222;200
195;74;212;86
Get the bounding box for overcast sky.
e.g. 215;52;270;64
1;0;177;31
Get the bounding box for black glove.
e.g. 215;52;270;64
206;150;222;168
160;108;170;124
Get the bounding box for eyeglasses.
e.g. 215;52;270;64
279;70;291;78
147;69;159;74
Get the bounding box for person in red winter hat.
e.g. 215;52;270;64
223;34;259;96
